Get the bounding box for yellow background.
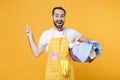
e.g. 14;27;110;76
0;0;120;80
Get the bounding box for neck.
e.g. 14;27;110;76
53;26;64;31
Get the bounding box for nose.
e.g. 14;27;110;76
58;16;62;20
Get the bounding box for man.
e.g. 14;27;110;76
26;6;89;80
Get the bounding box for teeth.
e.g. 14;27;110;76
58;22;61;24
58;23;61;24
57;21;62;24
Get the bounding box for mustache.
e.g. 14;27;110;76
56;20;63;24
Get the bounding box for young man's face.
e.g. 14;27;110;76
52;9;65;29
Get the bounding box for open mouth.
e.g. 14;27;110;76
56;20;63;24
54;20;64;28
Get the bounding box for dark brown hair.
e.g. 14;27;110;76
52;6;66;16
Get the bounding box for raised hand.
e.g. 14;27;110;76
25;24;45;57
26;24;32;37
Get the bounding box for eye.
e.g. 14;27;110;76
55;15;59;17
55;14;59;17
60;14;65;18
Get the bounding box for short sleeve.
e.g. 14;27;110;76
38;31;48;47
74;30;82;41
70;28;82;41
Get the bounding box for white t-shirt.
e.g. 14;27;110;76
38;27;82;51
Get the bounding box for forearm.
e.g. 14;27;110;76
78;36;90;42
27;35;42;57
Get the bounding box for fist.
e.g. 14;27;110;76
26;24;32;37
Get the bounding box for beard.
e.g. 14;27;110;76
53;20;64;29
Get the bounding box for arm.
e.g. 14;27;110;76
78;36;90;42
26;24;45;57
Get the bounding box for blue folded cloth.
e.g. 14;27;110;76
70;40;102;62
